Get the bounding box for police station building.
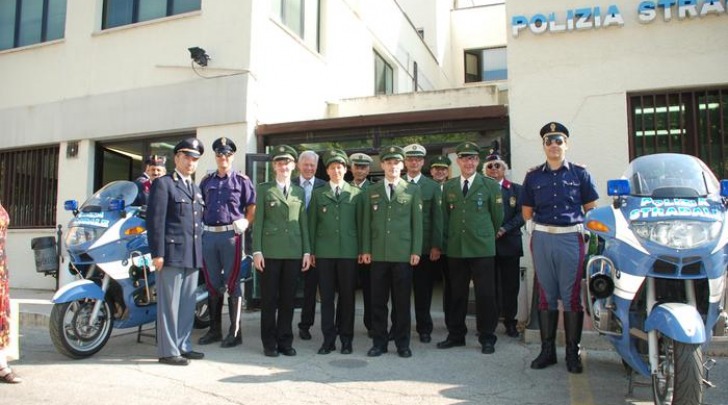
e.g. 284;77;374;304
1;0;727;290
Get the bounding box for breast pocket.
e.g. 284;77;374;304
175;196;191;217
564;180;582;203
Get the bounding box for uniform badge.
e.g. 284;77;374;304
509;196;517;207
477;198;483;207
496;196;503;204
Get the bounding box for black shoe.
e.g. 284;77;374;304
264;348;280;357
367;346;388;357
221;333;242;348
180;351;205;360
419;333;431;343
481;342;495;354
341;342;353;355
505;324;519;338
159;356;189;366
198;330;222;345
436;339;465;349
397;348;412;358
317;343;336;355
279;347;297;356
299;328;312;340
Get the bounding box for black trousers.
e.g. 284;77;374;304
260;259;299;351
494;255;520;326
412;255;440;335
439;254;451;329
446;257;497;343
358;262;372;332
371;261;412;350
317;258;357;345
298;265;319;331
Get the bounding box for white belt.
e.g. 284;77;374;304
533;223;583;234
203;224;234;232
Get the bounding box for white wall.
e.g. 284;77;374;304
450;3;507;86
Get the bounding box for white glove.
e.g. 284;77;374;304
525;219;535;235
233;218;249;234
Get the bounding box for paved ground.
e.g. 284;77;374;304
4;289;728;405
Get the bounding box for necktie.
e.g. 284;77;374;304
463;179;469;197
335;186;340;198
389;183;395;201
186;179;193;194
304;180;312;208
282;185;287;197
410;179;415;184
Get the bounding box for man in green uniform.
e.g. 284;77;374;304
403;143;443;343
437;142;504;354
362;146;423;358
349;152;375;337
309;149;364;355
252;145;312;357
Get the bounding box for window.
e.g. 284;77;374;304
0;146;59;228
0;0;67;51
102;0;200;30
374;51;393;95
464;47;507;83
270;0;319;51
629;87;728;177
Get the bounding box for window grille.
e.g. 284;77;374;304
0;146;59;228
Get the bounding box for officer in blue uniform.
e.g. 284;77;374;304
521;122;598;374
133;155;166;206
147;137;206;366
483;153;524;338
198;137;256;348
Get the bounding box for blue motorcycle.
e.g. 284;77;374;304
50;181;228;359
585;153;728;405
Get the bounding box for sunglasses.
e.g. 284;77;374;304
215;152;234;158
485;163;501;170
544;136;565;146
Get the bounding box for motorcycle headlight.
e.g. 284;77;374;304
64;226;105;248
631;220;722;249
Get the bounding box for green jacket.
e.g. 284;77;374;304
252;181;310;259
308;182;363;259
442;174;503;258
409;175;443;253
362;180;423;262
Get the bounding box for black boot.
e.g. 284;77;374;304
530;310;558;369
221;296;243;348
564;311;584;374
198;296;223;345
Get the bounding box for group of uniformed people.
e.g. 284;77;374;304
145;120;598;374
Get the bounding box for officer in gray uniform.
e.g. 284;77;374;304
147;137;206;366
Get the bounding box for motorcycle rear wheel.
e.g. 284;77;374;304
49;300;114;359
651;336;704;405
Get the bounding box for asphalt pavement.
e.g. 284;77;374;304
3;289;728;405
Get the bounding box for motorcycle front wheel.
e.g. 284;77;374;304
651;336;704;405
49;299;114;359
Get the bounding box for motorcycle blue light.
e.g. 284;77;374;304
607;179;630;196
721;180;728;197
64;200;78;211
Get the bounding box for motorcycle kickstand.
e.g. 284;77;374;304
703;358;717;388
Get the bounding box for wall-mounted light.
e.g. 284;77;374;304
188;47;210;67
66;141;79;158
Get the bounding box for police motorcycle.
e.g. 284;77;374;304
49;180;213;359
584;153;728;405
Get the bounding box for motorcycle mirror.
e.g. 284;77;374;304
607;179;630;196
109;198;125;211
720;180;728;198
